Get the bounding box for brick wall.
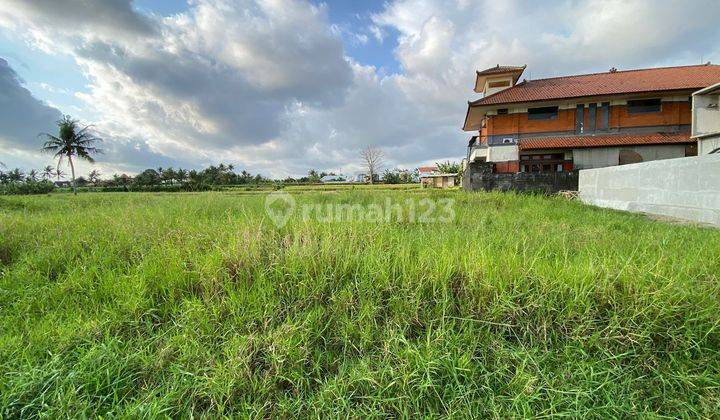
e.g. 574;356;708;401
487;101;691;136
494;161;520;173
487;109;575;135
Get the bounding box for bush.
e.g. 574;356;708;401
127;183;212;193
0;181;55;195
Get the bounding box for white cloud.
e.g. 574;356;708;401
369;25;384;43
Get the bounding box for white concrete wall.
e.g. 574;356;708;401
573;147;619;169
579;154;720;226
692;93;720;137
699;135;720;155
573;145;687;170
469;147;488;162
484;76;513;96
634;144;687;161
487;145;519;162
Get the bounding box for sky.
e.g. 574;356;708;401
1;0;719;178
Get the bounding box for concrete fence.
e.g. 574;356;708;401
578;154;720;226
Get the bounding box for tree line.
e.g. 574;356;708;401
1;116;458;195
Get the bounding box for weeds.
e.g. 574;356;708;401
0;190;719;417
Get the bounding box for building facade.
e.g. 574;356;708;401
420;173;457;188
692;82;720;155
463;64;720;174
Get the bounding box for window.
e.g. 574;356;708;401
600;102;610;130
575;104;584;134
502;138;514;144
627;98;661;114
588;103;597;131
528;106;558;120
488;80;510;88
519;154;566;173
497;108;509;115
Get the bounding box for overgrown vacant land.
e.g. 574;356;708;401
1;191;719;417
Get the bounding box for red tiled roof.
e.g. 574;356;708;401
471;64;720;106
518;132;692;150
476;65;526;76
418;166;438;173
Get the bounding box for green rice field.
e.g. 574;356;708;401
1;190;719;417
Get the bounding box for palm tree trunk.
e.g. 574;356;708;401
68;155;77;195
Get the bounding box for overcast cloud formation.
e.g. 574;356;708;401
0;58;61;165
1;0;719;176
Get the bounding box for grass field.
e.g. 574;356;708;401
1;190;719;417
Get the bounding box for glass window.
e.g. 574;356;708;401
528;106;559;120
489;80;510;88
627;99;661;114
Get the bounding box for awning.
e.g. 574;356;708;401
519;132;692;150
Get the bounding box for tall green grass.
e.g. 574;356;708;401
1;191;719;417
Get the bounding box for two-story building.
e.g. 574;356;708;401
463;63;720;173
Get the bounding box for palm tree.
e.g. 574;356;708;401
161;167;176;185
175;168;188;184
8;168;24;182
26;169;39;182
56;168;66;181
39;115;102;195
41;165;55;181
88;169;101;185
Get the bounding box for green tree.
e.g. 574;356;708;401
175;169;188;184
41;165;55;181
7;168;24;182
308;169;321;183
26;169;39;182
162;167;176;184
88;169;102;185
435;160;461;174
239;170;252;184
188;170;202;184
113;173;132;187
134;169;161;186
382;169;401;184
40;115;102;195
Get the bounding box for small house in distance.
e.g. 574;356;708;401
418;167;457;188
418;166;439;176
320;174;347;183
420;173;457;188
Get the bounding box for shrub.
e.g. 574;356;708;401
0;181;55;195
